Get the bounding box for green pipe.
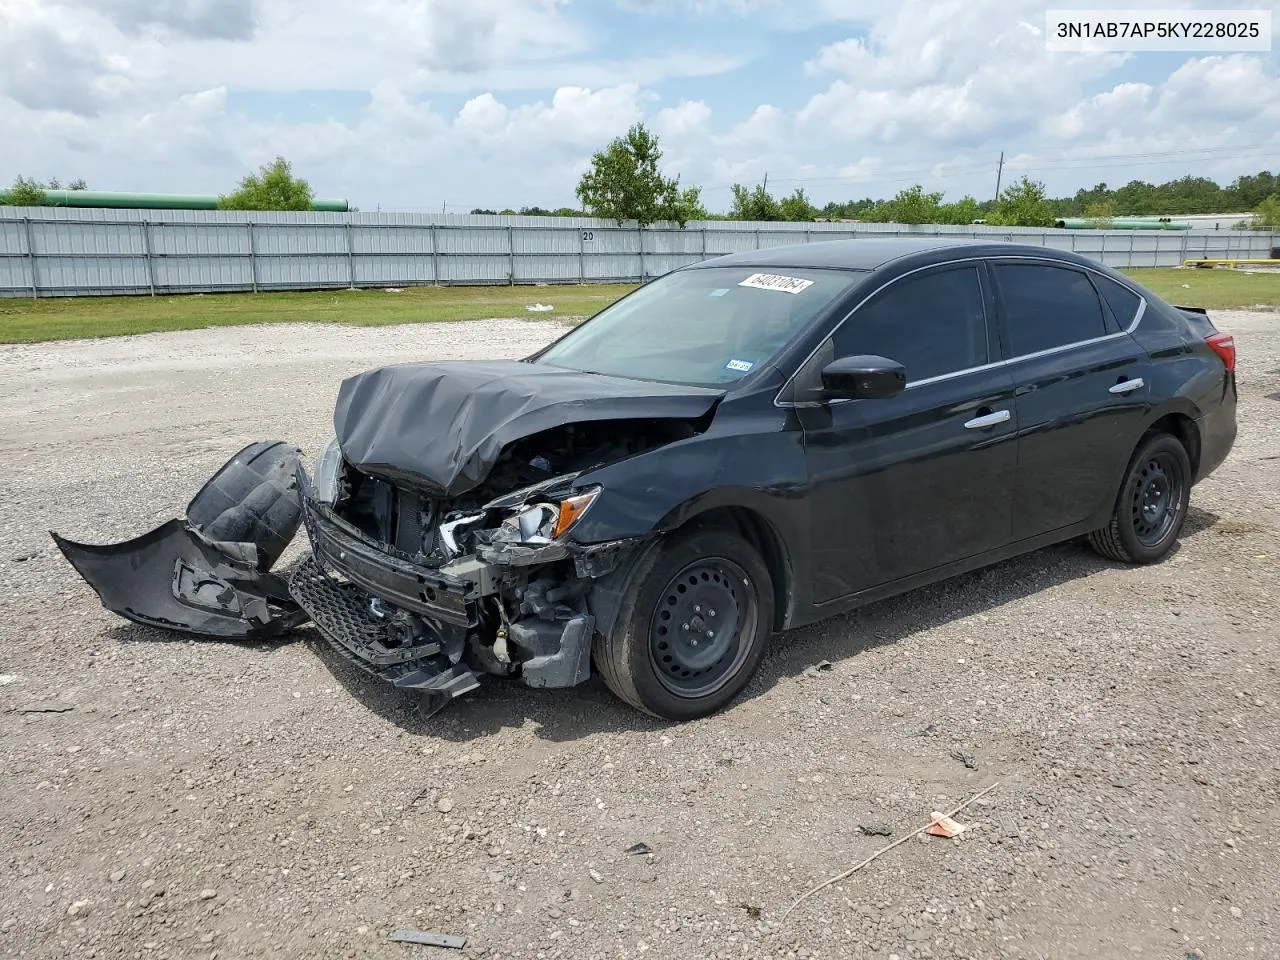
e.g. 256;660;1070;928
26;190;348;212
1054;217;1190;230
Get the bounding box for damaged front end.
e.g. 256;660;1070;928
290;423;658;702
53;359;717;711
51;434;654;709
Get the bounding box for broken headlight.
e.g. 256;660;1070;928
502;488;600;543
312;434;343;505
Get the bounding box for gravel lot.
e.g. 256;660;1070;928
1;312;1277;960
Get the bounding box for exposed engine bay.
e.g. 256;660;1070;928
51;358;723;713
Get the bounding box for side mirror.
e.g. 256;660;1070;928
820;355;906;400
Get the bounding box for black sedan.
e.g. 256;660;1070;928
55;239;1238;720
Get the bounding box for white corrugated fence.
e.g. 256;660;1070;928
1;206;1276;298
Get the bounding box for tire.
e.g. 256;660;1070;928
593;526;774;721
1088;432;1192;564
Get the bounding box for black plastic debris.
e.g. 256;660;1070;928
951;749;978;770
625;842;652;856
17;702;75;714
858;823;893;837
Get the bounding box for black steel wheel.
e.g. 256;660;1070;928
647;557;758;700
593;524;774;721
1129;452;1184;548
1089;431;1192;564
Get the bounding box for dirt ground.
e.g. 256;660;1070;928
1;312;1277;960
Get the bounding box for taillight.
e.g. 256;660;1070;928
1206;333;1236;373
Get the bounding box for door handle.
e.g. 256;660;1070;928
964;409;1011;429
1109;377;1145;395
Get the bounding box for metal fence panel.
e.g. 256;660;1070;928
1;206;1276;298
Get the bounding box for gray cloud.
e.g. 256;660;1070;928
89;0;258;41
0;23;122;115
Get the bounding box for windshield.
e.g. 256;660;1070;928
533;266;863;387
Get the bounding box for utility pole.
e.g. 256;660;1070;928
441;201;447;214
993;151;1004;203
762;171;768;193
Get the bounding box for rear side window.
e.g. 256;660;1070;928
994;263;1107;356
833;266;988;383
1091;273;1142;328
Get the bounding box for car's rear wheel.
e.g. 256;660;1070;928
1088;432;1191;564
593;526;773;720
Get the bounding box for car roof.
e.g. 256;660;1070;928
689;237;1098;273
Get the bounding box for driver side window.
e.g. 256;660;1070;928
832;265;989;384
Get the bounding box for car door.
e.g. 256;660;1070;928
794;262;1019;606
989;259;1152;541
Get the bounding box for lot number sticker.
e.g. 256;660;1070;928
738;273;814;294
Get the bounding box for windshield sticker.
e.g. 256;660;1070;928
709;288;729;297
724;358;755;373
738;273;814;295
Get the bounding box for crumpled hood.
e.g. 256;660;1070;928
333;360;724;497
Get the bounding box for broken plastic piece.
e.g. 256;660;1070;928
951;749;978;770
801;660;833;679
625;842;652;856
924;812;968;838
51;442;307;640
387;929;466;949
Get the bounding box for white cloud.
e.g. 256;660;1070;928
1;0;1278;211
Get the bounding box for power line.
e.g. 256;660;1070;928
700;140;1278;193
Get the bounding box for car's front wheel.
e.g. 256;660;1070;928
1088;431;1192;564
593;525;774;720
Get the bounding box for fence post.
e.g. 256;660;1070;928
638;225;645;280
577;226;586;282
246;222;259;293
22;216;37;299
700;224;707;263
345;222;356;289
141;221;156;296
431;223;440;285
508;225;515;285
755;228;761;249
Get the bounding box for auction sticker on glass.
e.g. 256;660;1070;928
738;273;815;294
1046;9;1270;51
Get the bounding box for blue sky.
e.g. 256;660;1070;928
2;0;1278;212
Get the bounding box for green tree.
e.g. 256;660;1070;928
2;176;47;205
729;182;781;220
939;196;980;225
218;156;314;211
1253;194;1280;229
1083;200;1115;227
778;187;817;221
575;123;696;227
991;176;1055;227
888;184;944;224
1;175;89;205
